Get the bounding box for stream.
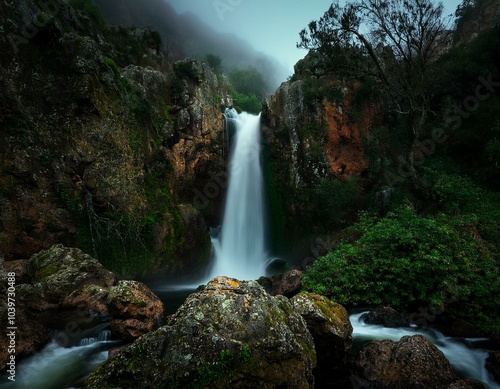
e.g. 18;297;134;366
351;312;500;389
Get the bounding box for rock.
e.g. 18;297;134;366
257;269;303;297
486;352;500;384
4;259;30;283
27;245;116;304
355;335;462;388
446;380;485;389
291;292;352;384
63;283;110;314
85;276;316;388
106;280;164;341
361;306;411;328
0;262;51;371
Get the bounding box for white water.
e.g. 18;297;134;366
209;110;267;281
350;312;500;389
1;329;117;389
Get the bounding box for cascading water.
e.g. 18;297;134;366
209;109;267;281
350;312;500;389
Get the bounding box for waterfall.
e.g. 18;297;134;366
209;109;267;281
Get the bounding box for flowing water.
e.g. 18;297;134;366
208;109;267;281
350;312;500;388
1;325;118;389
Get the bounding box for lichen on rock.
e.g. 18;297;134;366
85;276;316;388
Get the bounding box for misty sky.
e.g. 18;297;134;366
166;0;463;77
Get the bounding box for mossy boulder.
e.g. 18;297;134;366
291;292;352;384
27;244;116;303
106;280;164;341
85;276;316;388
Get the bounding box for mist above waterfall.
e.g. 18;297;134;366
93;0;289;94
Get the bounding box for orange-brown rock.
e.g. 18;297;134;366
106;280;164;341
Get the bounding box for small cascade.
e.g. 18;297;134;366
98;329;112;342
78;330;112;346
209;109;267;281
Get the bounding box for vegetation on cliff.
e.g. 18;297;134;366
289;0;500;335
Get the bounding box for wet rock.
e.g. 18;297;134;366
445;380;486;389
106;280;164;341
355;335;463;388
486;352;500;384
85;276;316;388
257;269;303;297
361;306;411;328
4;259;29;284
0;260;51;371
27;244;116;303
291;292;352;385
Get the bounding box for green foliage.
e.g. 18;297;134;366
104;57;119;76
68;0;105;27
309;178;361;228
228;67;268;98
173;61;203;83
303;75;344;107
205;54;223;76
230;91;262;114
303;206;500;332
169;346;252;389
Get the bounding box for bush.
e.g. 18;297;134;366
231;91;262;114
309;178;361;228
68;0;105;27
302;206;500;332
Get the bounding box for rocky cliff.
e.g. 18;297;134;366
454;0;500;46
261;66;382;256
0;0;232;275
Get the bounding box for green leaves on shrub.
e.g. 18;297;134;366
302;205;500;332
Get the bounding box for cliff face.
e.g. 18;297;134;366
454;0;500;46
0;0;230;275
262;73;379;254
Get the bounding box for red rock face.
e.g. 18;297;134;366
323;100;371;179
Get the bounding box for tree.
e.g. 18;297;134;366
228;67;268;99
297;0;452;179
205;54;223;76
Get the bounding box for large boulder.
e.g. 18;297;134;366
106;280;164;341
85;276;316;388
291;292;352;385
354;335;480;388
27;244;116;303
258;269;303;297
0;245;164;372
0;262;51;371
361;306;411;328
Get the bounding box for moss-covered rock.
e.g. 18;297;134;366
85;276;316;388
0;0;232;276
291;292;352;384
27;244;116;303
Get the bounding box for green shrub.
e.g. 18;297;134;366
68;0;105;27
302;206;500;332
231;91;262;114
309;178;361;228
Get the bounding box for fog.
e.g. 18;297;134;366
94;0;463;95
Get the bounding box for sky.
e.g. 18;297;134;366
166;0;463;78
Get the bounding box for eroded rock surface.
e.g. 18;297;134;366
85;276;316;388
354;334;481;389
